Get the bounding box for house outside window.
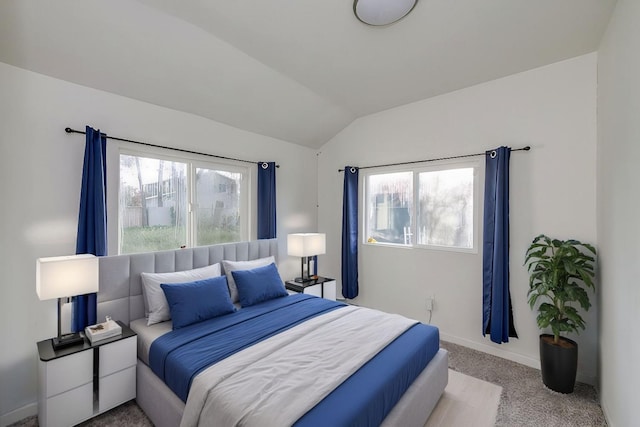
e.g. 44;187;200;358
366;171;413;245
119;151;248;254
365;162;477;252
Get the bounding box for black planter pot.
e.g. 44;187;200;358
539;334;578;393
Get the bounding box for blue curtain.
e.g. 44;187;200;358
482;146;518;344
72;126;107;332
257;162;277;239
341;166;359;299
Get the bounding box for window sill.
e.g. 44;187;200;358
363;241;477;254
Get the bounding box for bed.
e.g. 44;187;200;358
96;239;448;427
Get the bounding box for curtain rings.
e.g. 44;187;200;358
350;167;357;174
490;150;497;159
261;162;269;170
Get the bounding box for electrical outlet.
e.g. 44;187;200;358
425;296;434;311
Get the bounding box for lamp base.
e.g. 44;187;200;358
294;276;316;283
52;333;84;350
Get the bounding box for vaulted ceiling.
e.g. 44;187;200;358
0;0;616;148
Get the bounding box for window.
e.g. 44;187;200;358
365;163;477;251
366;172;413;245
119;152;248;254
417;168;474;248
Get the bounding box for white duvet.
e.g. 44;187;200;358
180;305;417;427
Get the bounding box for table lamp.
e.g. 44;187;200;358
36;254;99;349
288;233;326;283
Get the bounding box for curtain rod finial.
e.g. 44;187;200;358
523;146;531;151
65;127;73;133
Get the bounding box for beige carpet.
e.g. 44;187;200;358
426;369;502;427
441;341;607;426
12;370;500;427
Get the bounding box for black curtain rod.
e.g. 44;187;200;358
65;127;279;168
338;146;530;172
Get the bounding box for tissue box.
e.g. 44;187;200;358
84;319;122;344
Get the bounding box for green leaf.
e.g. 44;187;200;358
572;286;591;311
524;234;596;335
562;259;577;275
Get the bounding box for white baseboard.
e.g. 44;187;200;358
599;397;614;427
440;332;540;369
0;402;37;427
439;333;595;386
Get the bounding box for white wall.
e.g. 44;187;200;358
597;1;640;425
0;61;318;424
318;54;598;383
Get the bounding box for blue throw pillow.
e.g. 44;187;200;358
231;262;288;307
161;276;235;329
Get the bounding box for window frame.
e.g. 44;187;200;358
363;159;480;253
118;146;252;255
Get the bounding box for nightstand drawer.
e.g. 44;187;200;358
45;382;93;427
44;350;93;397
99;365;136;412
37;321;137;427
99;336;137;376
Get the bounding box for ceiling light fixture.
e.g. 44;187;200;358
353;0;418;26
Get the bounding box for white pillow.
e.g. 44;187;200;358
221;256;276;303
140;263;221;326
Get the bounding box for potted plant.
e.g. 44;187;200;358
524;234;596;393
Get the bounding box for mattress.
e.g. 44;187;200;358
134;294;440;426
130;317;171;365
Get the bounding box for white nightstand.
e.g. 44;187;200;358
37;321;137;427
286;277;337;301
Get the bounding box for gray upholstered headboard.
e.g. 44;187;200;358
96;239;278;326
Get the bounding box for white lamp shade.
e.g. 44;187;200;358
36;254;99;300
354;0;418;26
288;233;326;257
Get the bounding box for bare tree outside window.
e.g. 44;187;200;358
417;168;474;248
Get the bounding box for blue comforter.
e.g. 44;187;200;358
149;294;440;426
149;294;344;402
